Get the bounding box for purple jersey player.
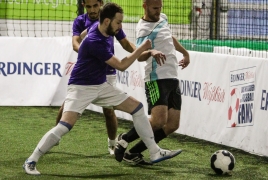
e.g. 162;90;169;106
55;0;136;155
73;13;127;76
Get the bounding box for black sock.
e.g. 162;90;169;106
122;127;139;143
129;128;167;154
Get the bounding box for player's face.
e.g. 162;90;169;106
106;13;123;36
83;0;103;20
144;0;162;21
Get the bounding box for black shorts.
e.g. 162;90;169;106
145;78;182;115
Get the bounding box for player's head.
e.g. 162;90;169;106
143;0;162;22
82;0;103;20
99;3;123;36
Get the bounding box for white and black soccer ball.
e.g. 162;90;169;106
210;150;235;175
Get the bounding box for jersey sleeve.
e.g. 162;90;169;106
160;13;168;21
72;17;84;36
115;29;126;41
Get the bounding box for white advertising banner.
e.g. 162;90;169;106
0;37;74;106
176;52;268;157
1;38;268;157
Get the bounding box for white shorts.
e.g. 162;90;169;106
63;82;129;114
106;74;116;86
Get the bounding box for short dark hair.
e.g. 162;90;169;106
99;2;123;24
82;0;102;4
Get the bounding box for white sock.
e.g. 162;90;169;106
28;123;70;162
108;138;116;146
131;104;159;154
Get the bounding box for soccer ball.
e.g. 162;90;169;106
210;150;235;175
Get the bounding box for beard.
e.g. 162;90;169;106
89;14;98;20
147;9;160;22
106;23;118;36
88;12;99;20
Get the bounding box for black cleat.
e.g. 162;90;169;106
114;133;128;162
123;151;153;165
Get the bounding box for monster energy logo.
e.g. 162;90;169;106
146;81;160;105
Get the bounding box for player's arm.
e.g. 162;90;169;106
118;38;136;53
72;35;81;53
172;36;190;69
137;49;166;66
172;36;189;57
72;17;85;53
80;29;88;41
106;39;152;71
73;28;89;52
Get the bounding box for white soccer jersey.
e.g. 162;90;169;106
136;13;179;82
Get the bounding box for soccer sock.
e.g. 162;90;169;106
121;127;139;143
130;103;159;154
27;121;71;162
129;128;167;154
108;138;116;146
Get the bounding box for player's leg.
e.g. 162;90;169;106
162;108;180;135
53;102;65;146
23;111;79;175
162;79;182;135
123;106;169;165
95;82;182;164
115;80;169;148
23;85;95;175
104;74;118;155
55;102;64;126
94;83;159;160
103;107;118;155
124;79;182;164
113;96;160;160
114;96;182;164
110;105;168;161
123;79;169;155
126;108;179;157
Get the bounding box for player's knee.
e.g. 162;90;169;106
150;115;167;130
130;102;143;115
168;125;179;134
58;121;72;131
103;108;116;119
165;122;180;134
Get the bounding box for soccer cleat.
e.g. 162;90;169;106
23;160;40;175
108;146;115;155
150;149;182;164
114;133;128;162
123;151;153;165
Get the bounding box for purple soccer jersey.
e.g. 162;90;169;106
72;14;98;37
72;13;126;75
69;23;115;85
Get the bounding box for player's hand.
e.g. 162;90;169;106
150;50;166;66
178;55;190;69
